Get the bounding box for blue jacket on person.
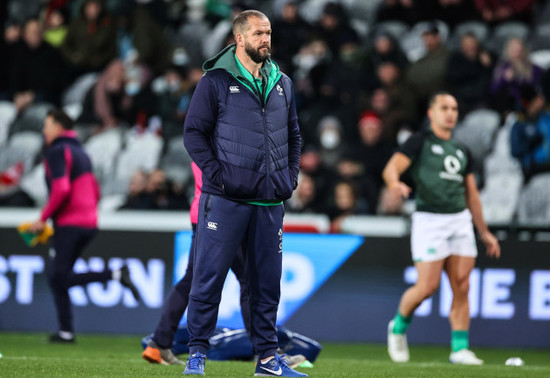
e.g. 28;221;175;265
511;110;550;173
184;44;302;202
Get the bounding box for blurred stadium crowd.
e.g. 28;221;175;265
1;0;550;231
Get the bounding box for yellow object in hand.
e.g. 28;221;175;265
17;222;54;247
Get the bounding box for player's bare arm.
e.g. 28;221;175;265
464;173;501;259
382;152;412;199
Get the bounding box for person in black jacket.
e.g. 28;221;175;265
445;32;494;115
271;0;312;78
10;18;67;109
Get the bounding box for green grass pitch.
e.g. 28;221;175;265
0;332;549;377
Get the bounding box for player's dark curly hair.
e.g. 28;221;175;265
47;109;74;130
428;91;454;108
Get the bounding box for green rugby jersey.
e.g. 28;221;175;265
398;129;473;214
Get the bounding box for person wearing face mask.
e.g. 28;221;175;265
154;64;203;142
124;80;141;97
124;57;144;97
317;115;345;173
77;59;155;132
77;59;128;130
319;122;340;149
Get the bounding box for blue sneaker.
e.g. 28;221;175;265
183;352;206;375
255;354;308;377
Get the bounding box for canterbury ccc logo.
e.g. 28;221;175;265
444;155;461;174
229;85;240;93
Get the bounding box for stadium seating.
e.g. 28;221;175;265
530;50;550;70
160;136;193;185
9;102;55;135
0;131;43;183
3;0;550;228
118;132;164;179
481;173;522;225
63;103;83;122
534;0;550;25
347;0;381;23
84;128;124;189
102;131;164;196
453;108;500;182
400;20;449;62
487;21;530;53
19;163;48;206
374;20;410;41
0;129;43;204
172;20;209;67
528;23;550;51
517;173;550;226
447;20;489;50
484;152;523;177
7;131;43;173
61;73;99;107
480;113;523;224
350;17;369;42
0;101;17;147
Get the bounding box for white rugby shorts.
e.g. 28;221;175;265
411;209;477;263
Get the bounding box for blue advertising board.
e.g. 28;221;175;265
174;232;364;328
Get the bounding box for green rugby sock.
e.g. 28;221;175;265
392;312;412;335
451;330;469;352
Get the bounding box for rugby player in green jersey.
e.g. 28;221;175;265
383;92;501;365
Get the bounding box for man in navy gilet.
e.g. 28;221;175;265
182;9;305;377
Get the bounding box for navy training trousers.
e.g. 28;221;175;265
152;224;251;349
187;194;284;359
48;226;111;333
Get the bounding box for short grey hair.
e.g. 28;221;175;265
232;10;268;36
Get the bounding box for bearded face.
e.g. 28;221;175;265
245;40;271;63
239;15;272;64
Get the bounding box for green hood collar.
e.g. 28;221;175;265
202;44;280;85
